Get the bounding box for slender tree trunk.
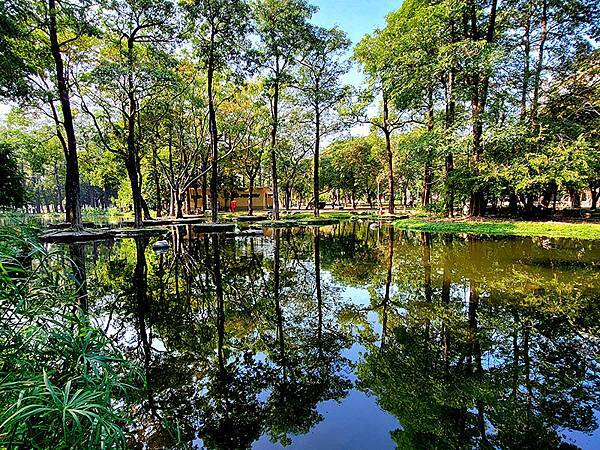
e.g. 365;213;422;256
520;10;532;121
284;184;291;210
421;88;434;207
125;35;143;228
207;51;219;223
248;175;255;215
35;185;41;213
126;156;143;227
468;0;497;217
270;73;281;220
176;191;184;219
445;70;455;217
383;93;394;214
152;143;162;217
313;105;320;217
48;0;82;229
201;159;208;213
530;0;547;129
53;163;64;213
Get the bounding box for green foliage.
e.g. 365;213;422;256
0;226;142;448
0;0;33;98
0;142;26;208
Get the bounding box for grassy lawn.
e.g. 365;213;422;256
393;218;600;240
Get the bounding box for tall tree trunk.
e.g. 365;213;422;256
421;88;434;207
48;0;82;229
207;51;219;223
445;70;455;217
468;0;498;217
53;163;64;213
248;175;255;215
126;156;143;227
35;185;41;213
383;92;394;214
126;35;143;228
152;143;162;217
176;191;184;219
201;159;208;213
530;0;547;129
520;13;531;121
313;105;320;217
270;72;281;220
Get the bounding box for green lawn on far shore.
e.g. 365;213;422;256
392;218;600;240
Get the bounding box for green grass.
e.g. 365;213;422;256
393;218;600;240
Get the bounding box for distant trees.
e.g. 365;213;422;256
321;136;381;209
0;0;597;220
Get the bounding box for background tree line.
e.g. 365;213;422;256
0;0;598;226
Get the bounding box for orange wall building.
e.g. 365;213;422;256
186;186;273;212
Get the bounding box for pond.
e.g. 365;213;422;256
54;222;599;449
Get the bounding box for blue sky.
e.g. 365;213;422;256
309;0;402;135
311;0;401;44
310;0;402;89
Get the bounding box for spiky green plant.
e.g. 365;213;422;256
0;223;143;449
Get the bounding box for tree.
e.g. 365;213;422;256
353;33;422;214
155;77;210;218
0;143;26;208
253;0;314;219
81;0;176;227
184;0;251;222
15;0;96;226
539;50;600;209
295;26;350;216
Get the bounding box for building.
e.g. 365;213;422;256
186;186;273;212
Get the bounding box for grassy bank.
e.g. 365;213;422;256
393;218;600;240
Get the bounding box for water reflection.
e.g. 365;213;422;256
62;223;599;449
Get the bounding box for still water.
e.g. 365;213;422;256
59;222;599;449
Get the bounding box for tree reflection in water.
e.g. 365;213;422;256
357;229;599;450
63;222;599;449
